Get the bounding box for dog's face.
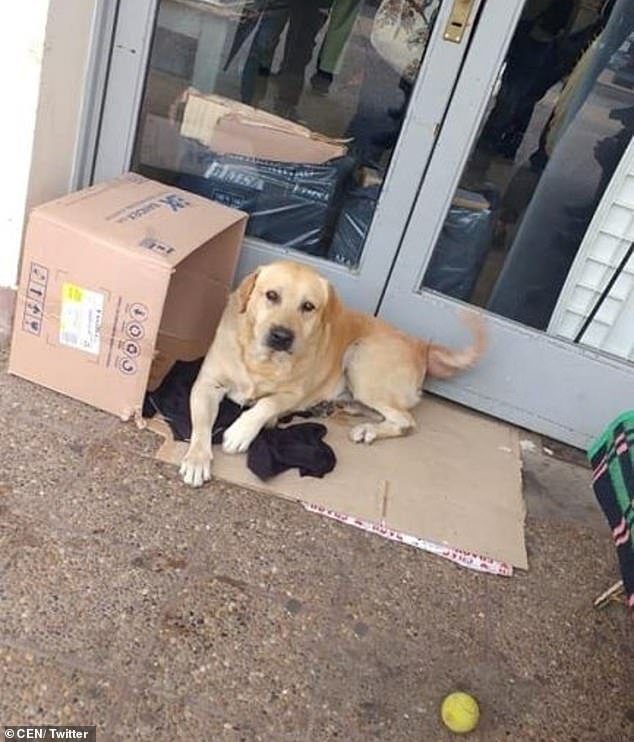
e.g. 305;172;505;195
238;261;333;357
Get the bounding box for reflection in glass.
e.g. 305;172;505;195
133;0;440;267
422;0;634;338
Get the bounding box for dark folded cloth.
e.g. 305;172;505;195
248;423;335;480
143;359;335;481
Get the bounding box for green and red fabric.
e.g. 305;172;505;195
588;411;634;612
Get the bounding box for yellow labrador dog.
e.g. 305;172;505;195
180;260;485;486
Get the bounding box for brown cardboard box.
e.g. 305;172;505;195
179;91;348;164
137;93;349;177
9;173;247;420
138;114;188;175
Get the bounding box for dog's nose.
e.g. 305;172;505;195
267;325;294;351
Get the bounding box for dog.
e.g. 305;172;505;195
180;260;485;486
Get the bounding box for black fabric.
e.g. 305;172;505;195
328;184;379;267
142;358;203;440
248;423;335;480
143;359;336;481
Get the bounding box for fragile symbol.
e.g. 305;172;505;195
22;262;48;337
30;263;48;284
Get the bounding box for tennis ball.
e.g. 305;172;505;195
441;691;480;734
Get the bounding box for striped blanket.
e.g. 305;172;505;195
588;411;634;613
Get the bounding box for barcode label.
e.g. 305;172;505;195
59;283;104;355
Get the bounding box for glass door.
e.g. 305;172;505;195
379;0;634;448
92;0;483;310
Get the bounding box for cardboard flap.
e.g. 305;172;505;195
181;90;347;142
180;91;348;164
148;220;245;390
34;173;247;268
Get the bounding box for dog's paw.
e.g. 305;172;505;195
222;418;257;454
350;423;377;444
180;445;213;487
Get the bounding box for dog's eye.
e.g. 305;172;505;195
301;301;315;313
265;290;280;303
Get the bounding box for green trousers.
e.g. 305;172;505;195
319;0;363;74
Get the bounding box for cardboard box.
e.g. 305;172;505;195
137;92;350;177
180;90;348;164
138;114;189;175
9;173;247;420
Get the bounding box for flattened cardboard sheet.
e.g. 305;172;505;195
149;397;527;571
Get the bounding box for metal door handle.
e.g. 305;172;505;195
443;0;476;43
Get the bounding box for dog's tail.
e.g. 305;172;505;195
425;311;486;379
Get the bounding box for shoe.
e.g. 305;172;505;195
310;69;333;96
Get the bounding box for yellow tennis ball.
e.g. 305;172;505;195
441;691;480;734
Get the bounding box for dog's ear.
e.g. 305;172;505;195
236;270;259;313
321;277;341;326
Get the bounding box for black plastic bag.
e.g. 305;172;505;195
328;184;380;267
423;204;494;301
177;144;354;256
328;183;494;301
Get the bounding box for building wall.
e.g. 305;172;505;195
0;0;99;345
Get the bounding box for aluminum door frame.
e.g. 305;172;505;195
91;0;484;310
377;0;634;449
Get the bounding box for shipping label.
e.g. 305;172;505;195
59;283;104;355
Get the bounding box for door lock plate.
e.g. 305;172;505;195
443;0;474;43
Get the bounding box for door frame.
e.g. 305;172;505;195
378;0;634;449
91;0;485;311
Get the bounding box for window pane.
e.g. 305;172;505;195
421;0;634;344
133;0;442;267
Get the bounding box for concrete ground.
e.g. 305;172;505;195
0;351;632;741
